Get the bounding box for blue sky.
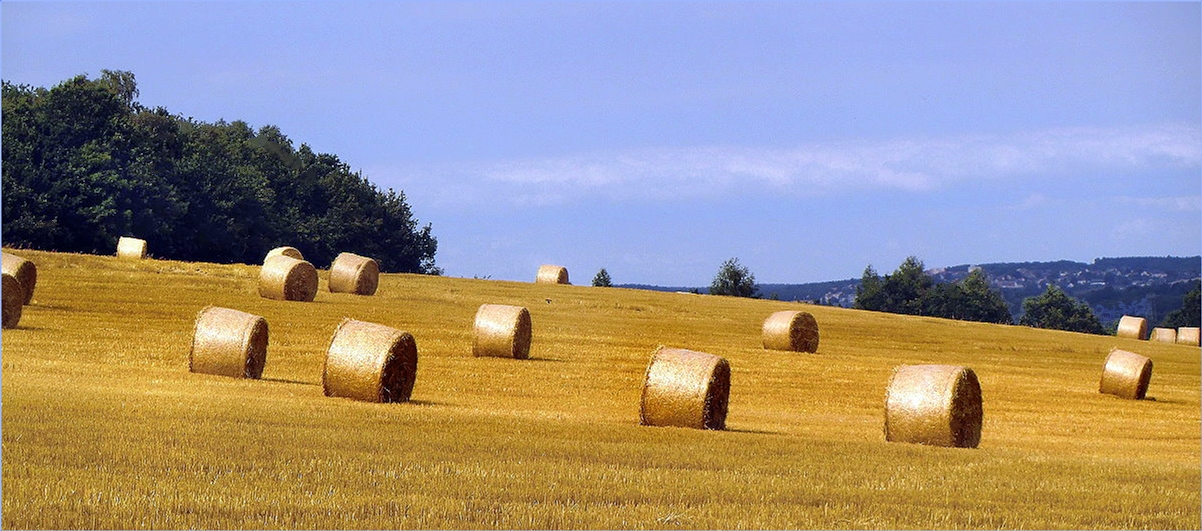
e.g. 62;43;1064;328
3;1;1199;285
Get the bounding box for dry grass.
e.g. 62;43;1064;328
2;248;1199;529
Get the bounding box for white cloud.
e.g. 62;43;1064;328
1119;196;1202;212
381;123;1201;209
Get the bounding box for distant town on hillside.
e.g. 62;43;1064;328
621;256;1201;327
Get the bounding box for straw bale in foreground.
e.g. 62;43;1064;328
1149;327;1177;344
1116;315;1148;340
762;310;819;352
884;364;982;448
190;306;269;379
473;304;532;359
1099;348;1152;400
2;273;23;329
536;264;570;285
116;237;147;259
324;318;418;403
640;347;731;430
1;252;36;304
264;246;304;262
258;255;318;302
328;252;380;295
1177;327;1200;346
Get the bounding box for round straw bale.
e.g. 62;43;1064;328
1;252;36;305
1176;327;1200;346
1116;315;1148;340
323;318;418;403
1149;327;1177;344
116;236;148;259
258;255;318;302
761;310;819;352
884;364;982;448
189;306;268;379
2;273;24;329
264;246;304;262
536;264;570;285
639;347;731;430
1099;348;1152;400
328;252;379;295
473;304;532;359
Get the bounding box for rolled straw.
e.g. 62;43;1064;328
884;364;983;448
639;347;731;430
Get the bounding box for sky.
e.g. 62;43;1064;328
2;1;1199;286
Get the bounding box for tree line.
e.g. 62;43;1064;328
2;71;439;273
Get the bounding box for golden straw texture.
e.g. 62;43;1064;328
761;310;819;352
265;246;304;262
116;237;147;259
473;304;532;359
1099;349;1153;400
328;252;380;296
189;306;269;379
1;252;36;305
1149;328;1177;344
884;364;983;448
2;273;24;329
640;347;731;430
536;265;570;285
258;255;318;302
1116;315;1148;340
1176;327;1200;346
323;318;418;403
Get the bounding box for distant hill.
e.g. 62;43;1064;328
620;255;1201;327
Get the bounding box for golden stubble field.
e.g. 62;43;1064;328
2;249;1199;529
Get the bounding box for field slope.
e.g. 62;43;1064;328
3;249;1199;529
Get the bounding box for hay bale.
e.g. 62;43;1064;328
116;236;148;259
2;273;24;329
264;246;304;261
472;304;532;359
1099;348;1153;400
1149;327;1177;344
328;252;379;296
762;310;819;352
1177;327;1200;346
1116;315;1148;340
323;318;418;403
1;252;36;305
884;364;982;448
639;347;731;430
189;306;268;379
258;255;318;302
536;264;570;285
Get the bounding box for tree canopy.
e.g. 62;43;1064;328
710;257;759;298
854;257;1012;325
1018;285;1105;334
1160;281;1201;329
2;71;439;273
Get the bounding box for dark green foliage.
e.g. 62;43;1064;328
1018;285;1105;334
710;257;759;298
2;72;439;273
592;268;613;287
1160;281;1201;328
854;257;1012;324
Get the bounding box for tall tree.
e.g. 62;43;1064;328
1019;285;1104;334
1160;281;1201;328
592;268;613;287
710;257;759;298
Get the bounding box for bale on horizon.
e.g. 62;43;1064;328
762;310;819;352
1116;315;1148;340
1149;327;1177;344
1099;348;1152;400
473;304;532;359
116;237;147;260
884;364;983;448
190;307;268;379
2;273;24;329
264;246;304;262
1177;327;1200;346
1;252;36;305
323;318;418;403
258;255;318;302
640;347;731;430
328;252;379;296
536;264;569;285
